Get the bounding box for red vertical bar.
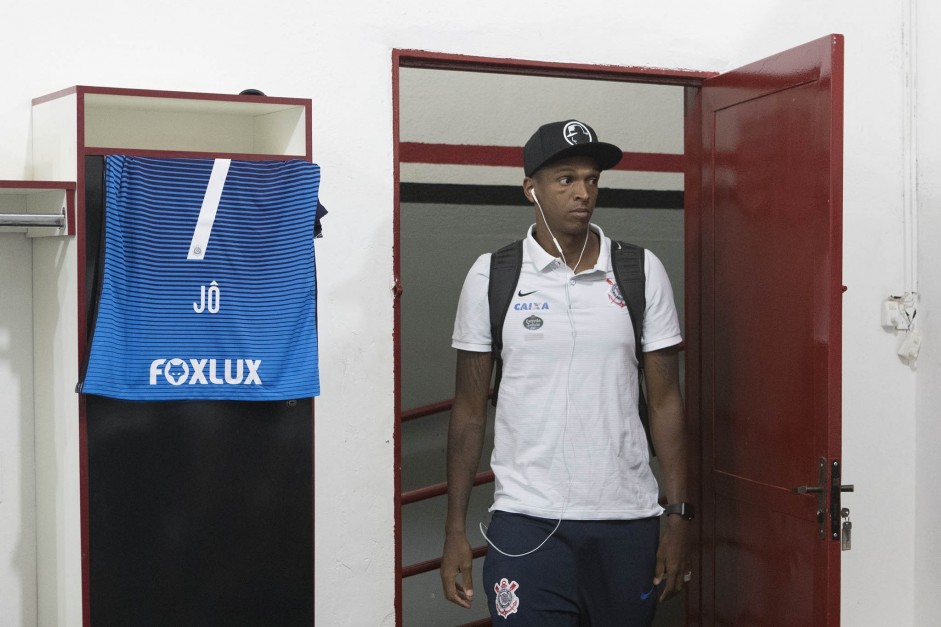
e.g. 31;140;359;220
305;100;313;162
75;86;92;627
314;94;319;620
391;49;404;627
698;80;718;627
824;34;845;627
683;83;704;627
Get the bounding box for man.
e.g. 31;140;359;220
441;120;692;625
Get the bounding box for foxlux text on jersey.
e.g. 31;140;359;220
149;358;262;386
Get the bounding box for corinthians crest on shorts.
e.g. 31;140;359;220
494;578;520;619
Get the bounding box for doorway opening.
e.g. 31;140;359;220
393;50;709;627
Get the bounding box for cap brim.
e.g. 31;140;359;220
527;142;623;176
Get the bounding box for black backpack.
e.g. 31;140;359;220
487;239;653;452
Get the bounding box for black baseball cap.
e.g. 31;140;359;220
523;120;623;177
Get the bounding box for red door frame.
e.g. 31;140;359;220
391;49;714;626
683;83;706;626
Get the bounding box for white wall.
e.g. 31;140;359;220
0;233;37;627
914;0;941;625
0;1;934;625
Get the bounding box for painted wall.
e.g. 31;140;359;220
914;1;941;625
0;232;37;627
0;1;934;626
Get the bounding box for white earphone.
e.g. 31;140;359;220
531;187;565;258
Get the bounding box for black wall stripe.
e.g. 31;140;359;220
400;183;684;209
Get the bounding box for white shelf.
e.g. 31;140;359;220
32;87;311;174
83;93;307;155
0;183;74;236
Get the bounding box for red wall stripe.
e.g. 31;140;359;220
399;142;683;173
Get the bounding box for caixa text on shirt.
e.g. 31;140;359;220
149;358;262;386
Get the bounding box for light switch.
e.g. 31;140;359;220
881;299;901;329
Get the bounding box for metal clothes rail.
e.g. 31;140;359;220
0;210;66;228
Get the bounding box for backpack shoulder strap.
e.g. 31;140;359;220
610;240;646;366
611;240;654;454
488;239;523;406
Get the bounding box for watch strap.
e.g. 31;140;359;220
663;502;695;520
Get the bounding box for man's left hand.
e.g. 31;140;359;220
652;514;692;602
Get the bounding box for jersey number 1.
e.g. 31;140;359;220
187;158;232;260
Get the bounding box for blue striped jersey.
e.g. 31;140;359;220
80;155;320;400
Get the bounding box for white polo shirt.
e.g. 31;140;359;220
452;224;682;520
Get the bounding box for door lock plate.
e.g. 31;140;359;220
792;457;828;538
793;457;854;540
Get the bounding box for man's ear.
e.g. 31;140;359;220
522;178;535;203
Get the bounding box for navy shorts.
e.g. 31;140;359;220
482;511;660;626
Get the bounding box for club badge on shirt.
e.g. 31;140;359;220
607;277;626;308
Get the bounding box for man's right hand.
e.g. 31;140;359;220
442;350;491;609
441;532;475;608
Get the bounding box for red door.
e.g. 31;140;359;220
695;35;844;626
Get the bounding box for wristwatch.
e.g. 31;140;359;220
663;502;695;520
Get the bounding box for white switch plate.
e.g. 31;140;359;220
882;299;910;330
882;300;899;328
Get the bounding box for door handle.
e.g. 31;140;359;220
792;457;829;537
792;485;824;494
792;458;854;541
792;484;853;494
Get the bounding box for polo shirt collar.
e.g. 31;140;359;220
523;223;610;273
591;223;611;273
